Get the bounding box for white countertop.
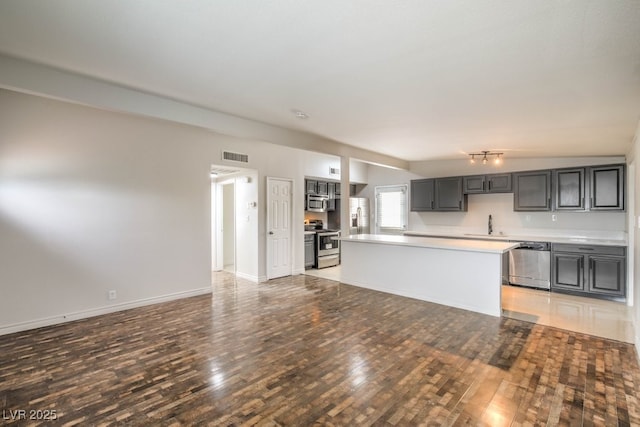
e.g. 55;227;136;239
341;234;519;254
403;230;627;247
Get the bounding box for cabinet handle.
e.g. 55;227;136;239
488;181;491;191
431;200;434;209
578;247;594;251
459;200;462;209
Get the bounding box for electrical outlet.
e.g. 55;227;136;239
551;214;557;222
108;290;117;300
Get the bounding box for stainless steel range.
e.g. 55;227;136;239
316;230;341;269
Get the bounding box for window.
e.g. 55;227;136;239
375;184;408;234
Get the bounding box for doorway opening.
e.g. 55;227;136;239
221;181;235;273
211;165;259;281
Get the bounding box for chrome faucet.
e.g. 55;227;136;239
488;214;493;235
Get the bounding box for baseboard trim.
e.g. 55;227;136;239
235;271;260;282
0;287;212;337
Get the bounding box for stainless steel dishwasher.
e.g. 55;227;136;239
508;242;551;289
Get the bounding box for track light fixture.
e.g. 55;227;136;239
468;151;504;165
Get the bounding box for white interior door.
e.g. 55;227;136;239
267;177;292;279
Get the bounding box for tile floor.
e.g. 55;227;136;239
306;265;636;343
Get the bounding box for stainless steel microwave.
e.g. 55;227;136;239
306;194;328;212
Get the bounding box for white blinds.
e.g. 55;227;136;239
375;184;408;234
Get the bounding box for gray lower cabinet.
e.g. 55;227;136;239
304;234;315;269
513;170;552;211
552;252;585;292
551;244;625;299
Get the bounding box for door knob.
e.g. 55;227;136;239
269;231;274;235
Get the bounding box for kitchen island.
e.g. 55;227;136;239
340;234;519;317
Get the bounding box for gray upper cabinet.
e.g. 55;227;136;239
553;164;624;212
410;179;435;211
463;175;485;194
463;173;512;194
411;177;466;211
435;177;467;211
316;181;328;196
554;168;586;211
513;170;552;211
487;174;512;193
412;163;624;213
305;179;317;194
590;165;624;211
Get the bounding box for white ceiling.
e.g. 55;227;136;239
0;1;639;162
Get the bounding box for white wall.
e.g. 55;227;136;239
302;151;341;181
349;160;369;184
0;89;334;334
234;172;259;281
0;90;213;333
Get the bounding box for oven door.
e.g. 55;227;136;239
317;232;340;256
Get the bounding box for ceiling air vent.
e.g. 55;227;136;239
222;151;249;163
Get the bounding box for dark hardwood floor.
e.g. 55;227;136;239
1;272;639;426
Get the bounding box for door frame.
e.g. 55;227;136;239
266;177;293;279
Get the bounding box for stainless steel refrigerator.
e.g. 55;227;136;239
349;197;370;234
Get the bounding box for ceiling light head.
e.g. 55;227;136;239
291;109;309;119
468;150;504;166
